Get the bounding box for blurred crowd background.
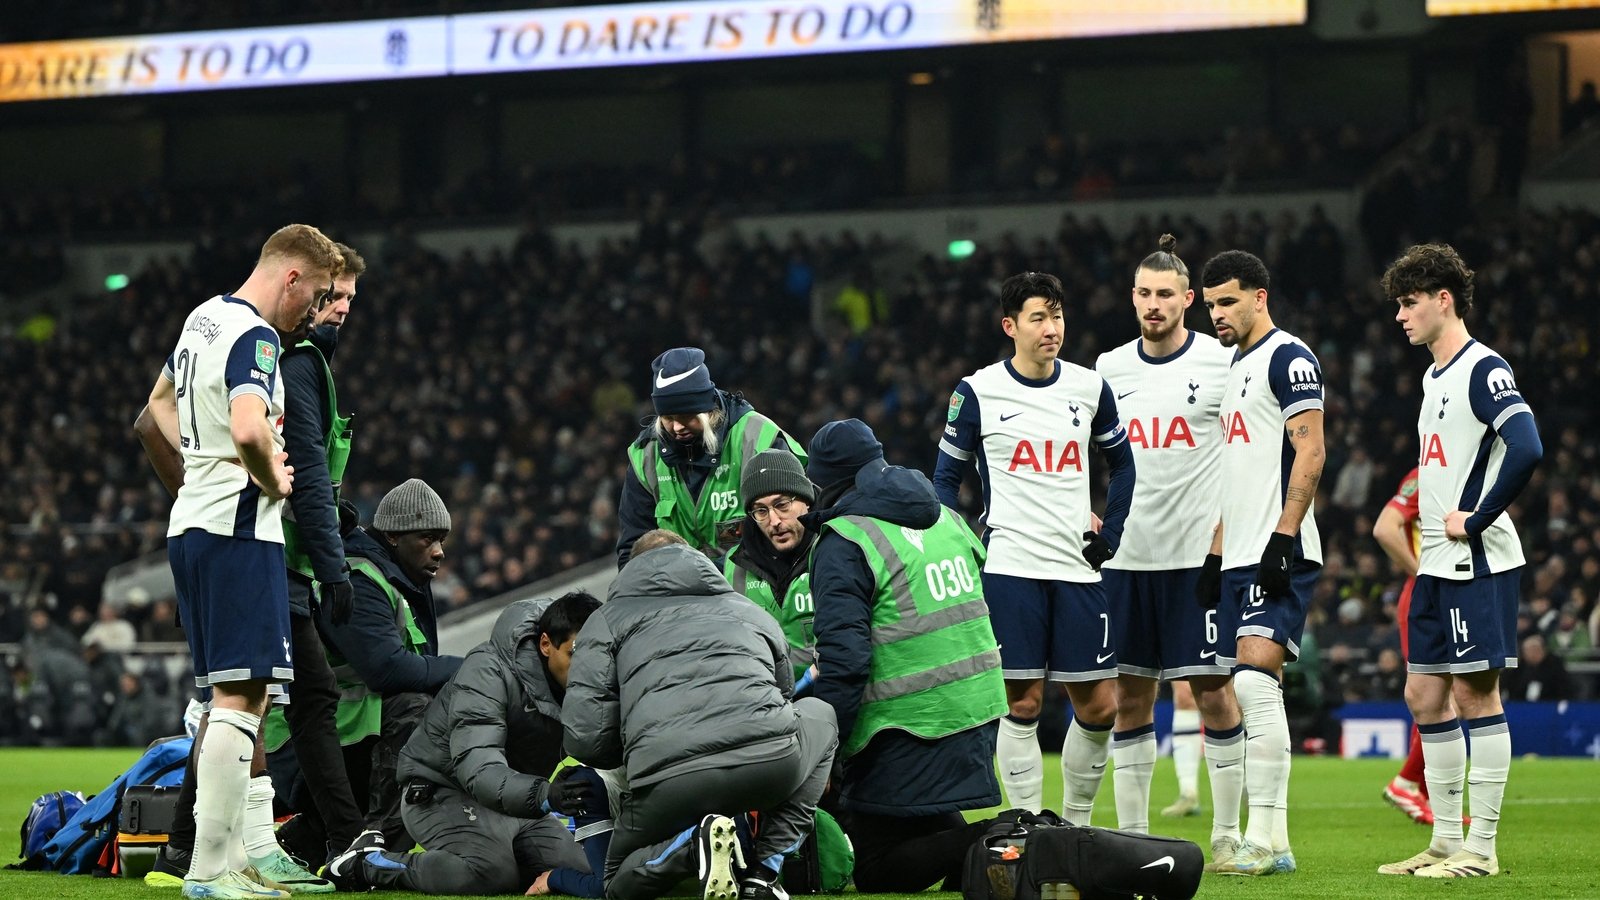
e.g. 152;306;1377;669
3;0;1599;745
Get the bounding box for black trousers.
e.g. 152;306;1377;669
837;810;994;893
273;689;430;857
171;608;361;859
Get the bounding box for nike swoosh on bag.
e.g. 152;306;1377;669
1140;855;1175;873
655;365;702;389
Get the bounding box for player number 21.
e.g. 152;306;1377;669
173;348;201;450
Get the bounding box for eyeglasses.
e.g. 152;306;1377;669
750;497;800;523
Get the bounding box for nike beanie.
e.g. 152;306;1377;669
650;347;719;415
740;449;815;510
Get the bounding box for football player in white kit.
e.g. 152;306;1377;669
146;224;344;900
1377;244;1542;879
1095;236;1244;861
934;271;1136;825
1197;250;1324;877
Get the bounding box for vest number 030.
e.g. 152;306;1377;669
924;556;977;601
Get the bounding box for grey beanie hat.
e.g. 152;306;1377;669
740;449;815;511
373;478;451;533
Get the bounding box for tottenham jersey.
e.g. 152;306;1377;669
163;295;286;543
1416;340;1531;579
1095;331;1232;571
1218;328;1323;570
941;358;1127;582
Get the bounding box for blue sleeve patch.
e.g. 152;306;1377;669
227;326;280;396
1091;378;1126;445
1269;342;1323;418
1467;355;1532;431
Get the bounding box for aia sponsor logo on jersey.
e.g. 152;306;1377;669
1420;433;1447;467
1008;439;1082;472
1125;416;1196;450
1222;411;1250;444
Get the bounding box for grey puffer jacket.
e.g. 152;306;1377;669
397;598;564;817
562;543;798;788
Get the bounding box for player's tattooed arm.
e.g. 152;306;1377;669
1276;409;1325;535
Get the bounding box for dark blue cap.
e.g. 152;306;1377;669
806;418;885;489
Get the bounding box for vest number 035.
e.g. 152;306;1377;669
924;556;978;601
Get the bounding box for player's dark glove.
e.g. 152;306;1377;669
1195;553;1224;610
338;498;360;537
545;768;599;817
1081;531;1114;572
320;568;354;627
1256;532;1296;598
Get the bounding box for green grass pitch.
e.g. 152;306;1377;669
2;747;1597;898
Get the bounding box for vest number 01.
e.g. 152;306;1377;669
924;556;977;601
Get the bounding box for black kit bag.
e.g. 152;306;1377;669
1015;825;1203;900
962;809;1069;900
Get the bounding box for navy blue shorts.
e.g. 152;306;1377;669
1407;570;1521;675
1218;563;1320;665
1104;568;1230;681
985;572;1116;682
169;529;294;688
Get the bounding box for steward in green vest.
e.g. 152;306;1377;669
619;347;807;567
266;478;465;851
260;248;369;868
804;419;1006;894
724;448;819;685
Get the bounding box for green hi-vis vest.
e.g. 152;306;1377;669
819;507;1007;758
283;340;354;579
725;555;816;682
263;557;426;751
628;411;805;555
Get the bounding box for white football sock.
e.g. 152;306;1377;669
997;715;1043;813
1171;707;1202;798
1112;725;1157;833
1204;722;1246;842
1463;715;1510;859
243;776;281;861
1061;716;1112;825
189;708;260;882
1420;718;1466;855
1235;668;1289;851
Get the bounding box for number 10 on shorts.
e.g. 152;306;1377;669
1450;607;1470;644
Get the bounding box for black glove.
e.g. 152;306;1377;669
1081;531;1114;572
1256;532;1296;598
545;768;598;817
320;569;354;627
338;498;360;537
1195;553;1224;610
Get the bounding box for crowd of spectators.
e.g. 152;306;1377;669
991;124;1402;200
3;180;1597;743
